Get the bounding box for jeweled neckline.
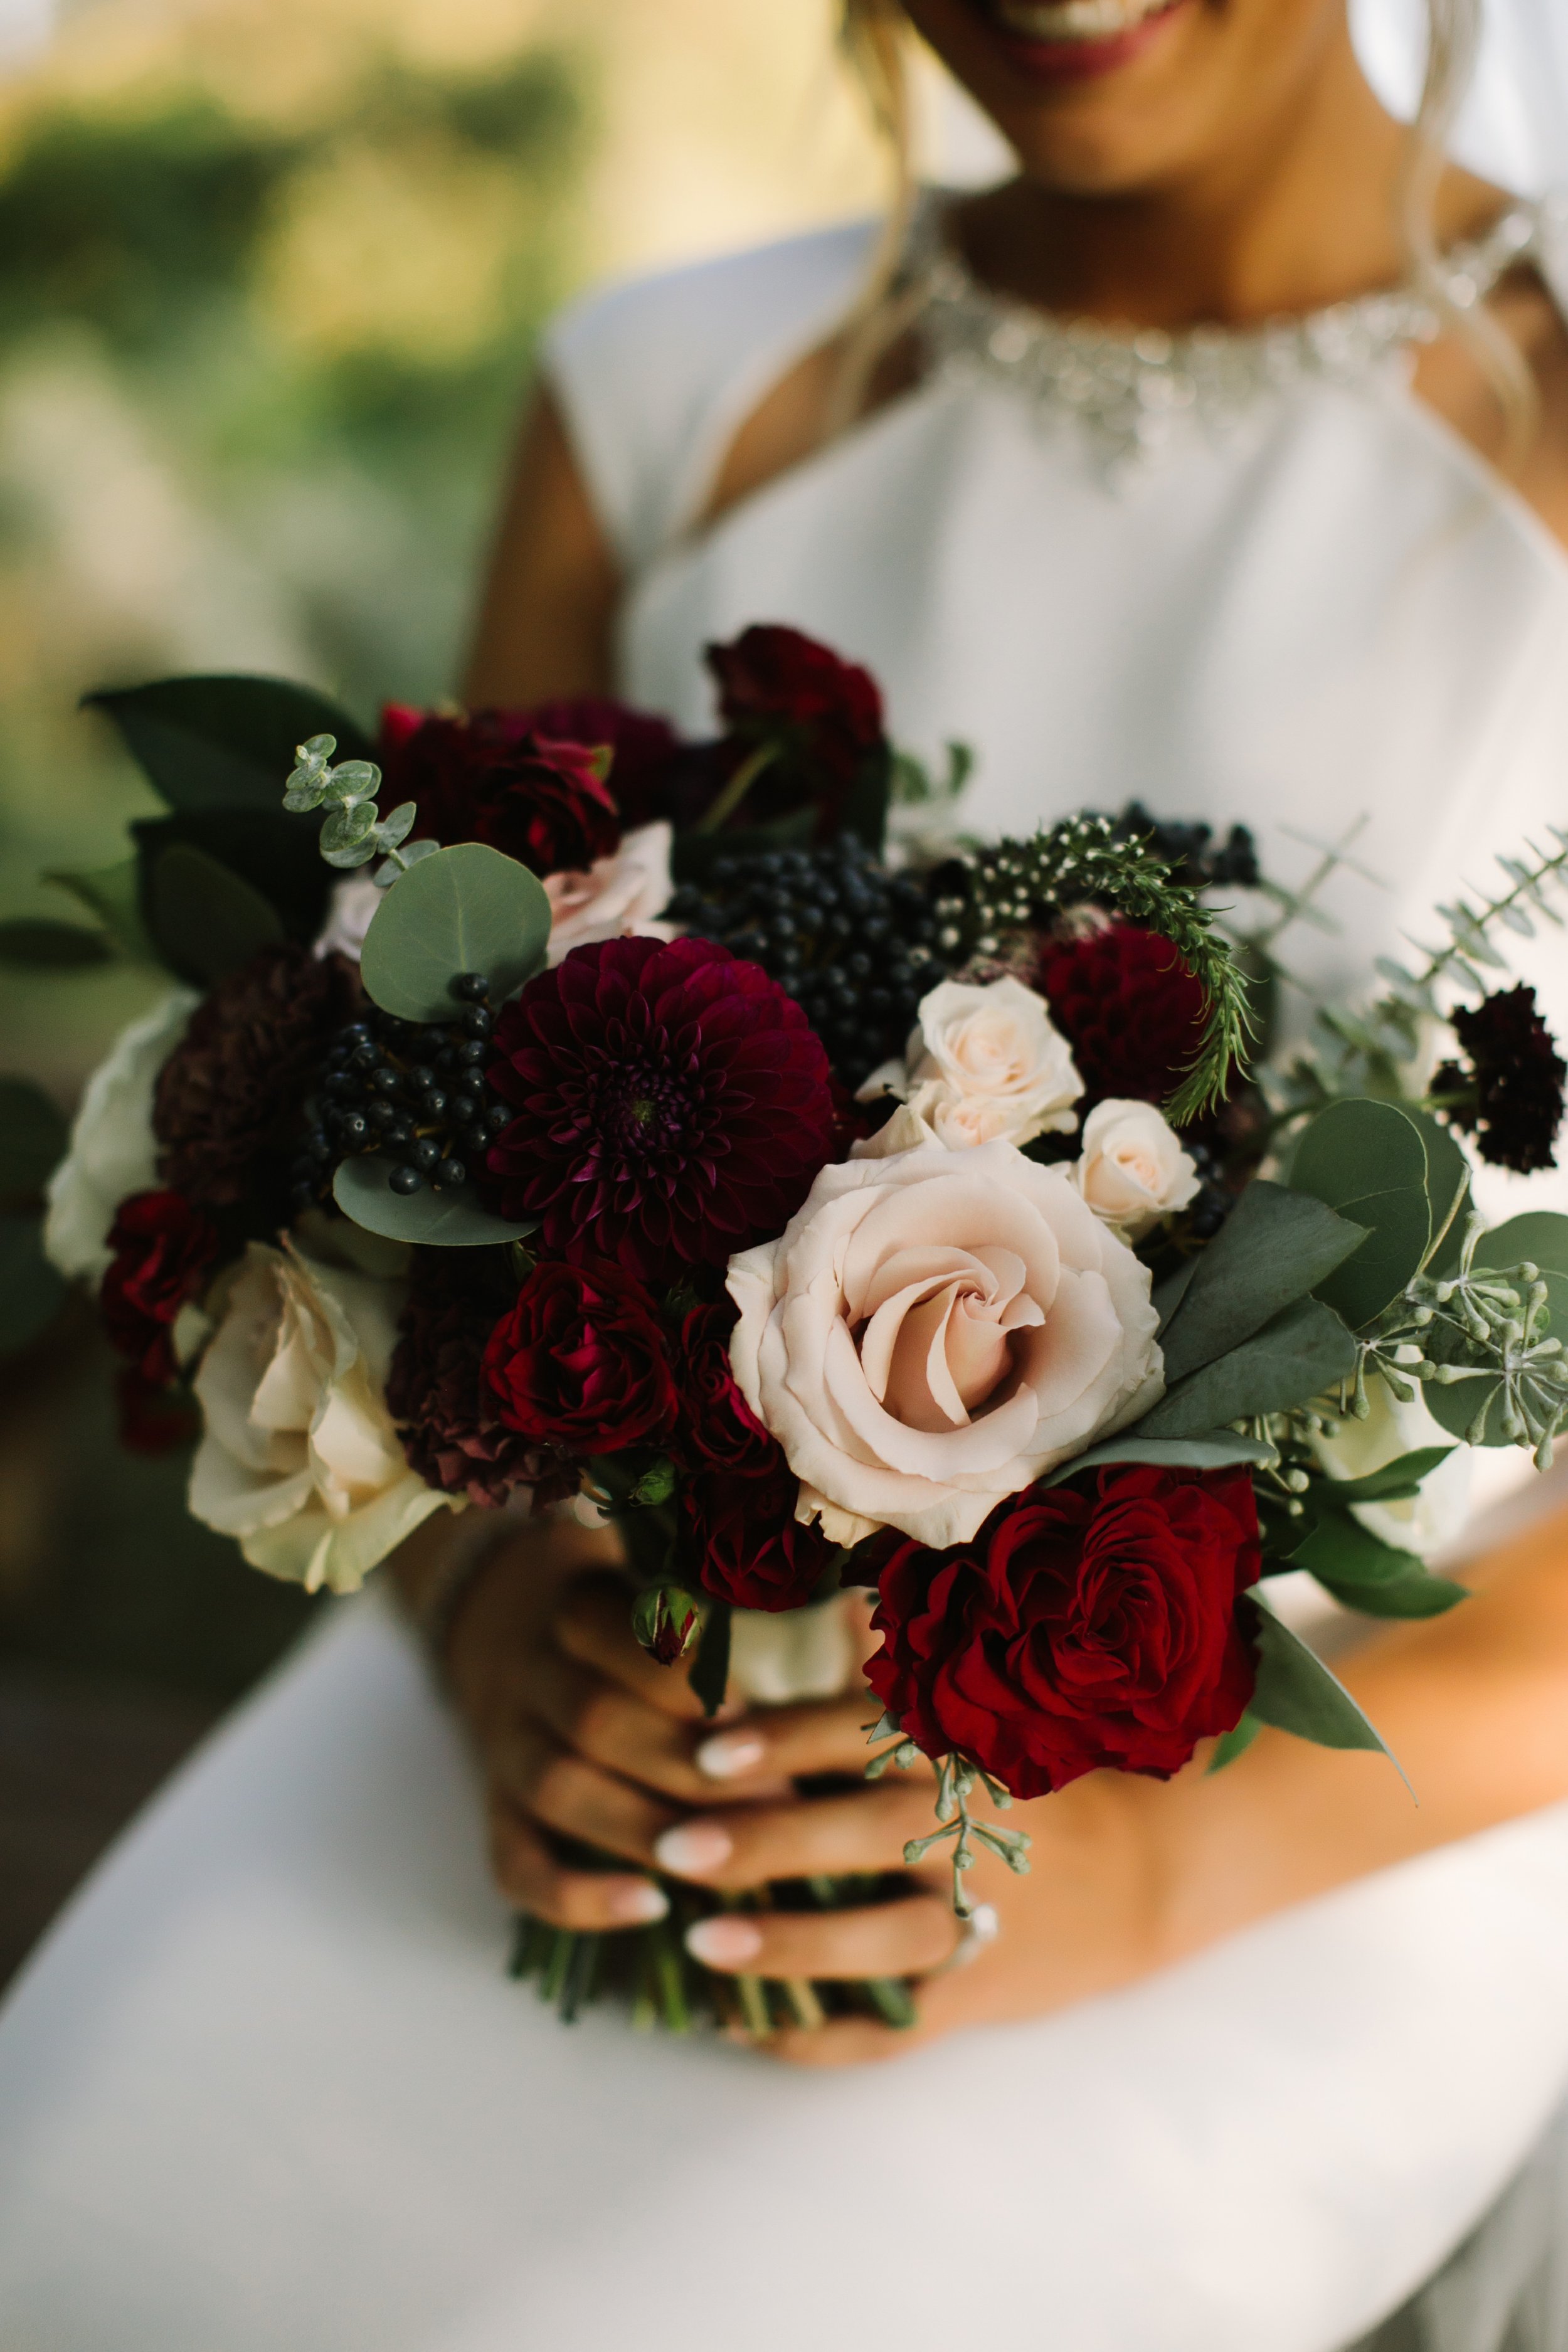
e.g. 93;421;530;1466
909;188;1560;490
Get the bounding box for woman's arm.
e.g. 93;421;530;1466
461;386;622;707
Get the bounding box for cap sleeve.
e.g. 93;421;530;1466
541;219;879;579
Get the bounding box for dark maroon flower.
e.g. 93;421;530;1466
388;1255;562;1508
866;1466;1261;1799
673;1300;776;1476
115;1365;199;1456
153;943;350;1210
485;935;835;1281
379;706;621;879
1034;920;1209;1114
682;1459;836;1612
99;1189;220;1384
522;697;684;833
707;626;885;791
1433;983;1565;1174
481;1258;678;1455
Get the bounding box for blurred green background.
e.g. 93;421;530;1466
0;0;887;1979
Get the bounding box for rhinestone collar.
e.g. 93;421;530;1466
910;189;1557;490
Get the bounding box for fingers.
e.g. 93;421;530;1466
517;1644;793;1808
485;1793;670;1931
553;1576;721;1722
758;1942;1007;2068
490;1719;680;1868
651;1778;939;1891
692;1696;933;1789
686;1894;958;1983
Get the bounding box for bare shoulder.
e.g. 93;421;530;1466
1411;267;1568;554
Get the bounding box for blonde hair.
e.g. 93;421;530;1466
837;0;1537;457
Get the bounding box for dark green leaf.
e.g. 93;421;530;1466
1152;1256;1198;1335
690;1601;733;1719
839;744;893;858
1137;1296;1357;1438
85;675;374;813
130;810;333;946
1245;1592;1404;1766
1292;1510;1468;1618
332;1155;539;1248
46;859;156;963
359;843;552;1023
1158;1180;1367;1383
0;919;114;969
0;1214;68;1355
1041;1431;1279;1487
1206;1711;1263;1774
0;1080;69;1194
1314;1445;1456;1504
147;845;285;987
1476;1212;1568;1283
1288;1098;1433;1328
1399;1108;1471;1278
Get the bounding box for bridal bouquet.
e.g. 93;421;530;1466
10;622;1568;2032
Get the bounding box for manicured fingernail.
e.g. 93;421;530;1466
607;1882;669;1924
653;1822;734;1877
686;1915;763;1968
696;1729;768;1780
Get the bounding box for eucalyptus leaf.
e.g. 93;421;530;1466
1292;1511;1468;1618
46;859;156;963
85;675;375;813
359;843;552;1022
1288;1098;1433;1328
1137;1296;1357;1438
0;1214;68;1355
0;919;114;969
1041;1431;1279;1488
332;1155;539;1248
320;802;377;854
1424;1265;1568;1446
0;1079;68;1195
147;845;285;987
378;801;417;851
1398;1107;1471;1279
1476;1213;1568;1283
1244;1591;1404;1767
1158;1180;1367;1384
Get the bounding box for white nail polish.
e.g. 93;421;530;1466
608;1882;669;1925
686;1915;763;1968
695;1730;767;1780
654;1822;734;1877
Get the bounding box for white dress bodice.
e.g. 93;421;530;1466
6;214;1568;2352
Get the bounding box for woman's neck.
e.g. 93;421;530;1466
955;28;1508;330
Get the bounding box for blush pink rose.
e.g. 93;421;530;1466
726;1140;1163;1550
543;821;675;965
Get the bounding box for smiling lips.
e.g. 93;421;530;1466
979;0;1189;76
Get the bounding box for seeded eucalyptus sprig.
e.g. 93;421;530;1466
946;813;1258;1125
283;733;435;884
865;1712;1032;1915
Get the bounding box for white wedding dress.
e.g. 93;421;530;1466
9;120;1568;2352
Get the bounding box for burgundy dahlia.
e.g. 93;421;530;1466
1034;920;1209;1113
673;1300;777;1476
153;943;349;1210
481;1258;678;1455
485;935;835;1280
379;706;621;879
866;1465;1261;1799
388;1256;560;1509
682;1460;837;1613
99;1189;219;1385
1433;983;1565;1174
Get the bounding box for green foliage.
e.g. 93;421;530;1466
0;919;114;968
1041;1432;1279;1486
1206;1711;1262;1774
146;843;285;986
130;808;332;948
332;1153;537;1248
1157;1180;1367;1384
45;858;156;961
0;1076;68;1193
689;1601;733;1720
86;677;374;813
1244;1591;1402;1765
0;1210;67;1355
1288;1098;1435;1328
1138;1296;1357;1438
1289;1511;1467;1618
359;841;551;1022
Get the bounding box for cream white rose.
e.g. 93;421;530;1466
727;1140;1163;1550
860;976;1082;1148
1072;1098;1200;1239
43;988;199;1285
544;821;675;964
189;1241;455;1593
313;874;382;963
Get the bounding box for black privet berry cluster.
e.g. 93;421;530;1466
666;844;955;1087
1113;803;1261;893
1180;1140;1235;1242
291;975;509;1210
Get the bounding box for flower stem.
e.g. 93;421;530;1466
694;741;780;835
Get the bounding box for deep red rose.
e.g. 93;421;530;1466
485;935;835;1281
682;1459;836;1613
522;696;684;833
673;1300;777;1476
379;707;621;879
99;1189;220;1384
481;1258;677;1455
1034;921;1209;1113
867;1466;1261;1798
706;625;885;793
389;1253;566;1509
115;1364;200;1456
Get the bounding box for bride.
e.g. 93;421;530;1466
4;2;1568;2347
